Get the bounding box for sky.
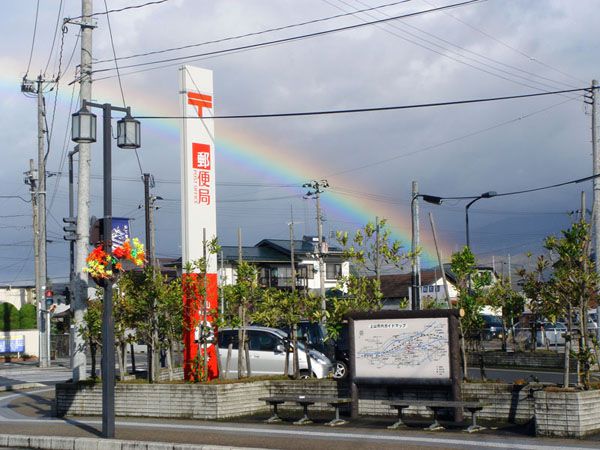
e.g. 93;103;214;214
0;0;599;285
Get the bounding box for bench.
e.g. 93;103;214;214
259;395;351;426
384;400;487;433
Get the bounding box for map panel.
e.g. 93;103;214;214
353;317;450;380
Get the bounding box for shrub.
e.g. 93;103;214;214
0;303;19;331
19;303;37;329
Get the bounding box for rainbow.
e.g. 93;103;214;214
8;61;450;267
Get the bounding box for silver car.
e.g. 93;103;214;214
536;322;567;347
217;326;332;378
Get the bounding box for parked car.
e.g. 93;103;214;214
536;322;567;347
217;326;332;378
331;324;350;380
280;320;350;379
481;314;504;340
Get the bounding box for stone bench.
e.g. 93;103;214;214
384;400;487;433
259;395;351;426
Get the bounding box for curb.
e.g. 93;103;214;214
0;383;47;392
0;434;267;450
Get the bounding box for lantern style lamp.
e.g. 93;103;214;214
117;111;141;149
71;105;97;144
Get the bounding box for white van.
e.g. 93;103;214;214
217;326;332;378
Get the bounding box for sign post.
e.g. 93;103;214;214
180;65;219;380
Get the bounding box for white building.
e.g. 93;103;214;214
218;236;350;294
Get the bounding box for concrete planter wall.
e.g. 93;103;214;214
534;389;600;438
467;351;576;370
463;382;536;424
56;379;600;437
56;380;342;419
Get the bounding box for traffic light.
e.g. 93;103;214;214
63;217;77;241
45;289;54;309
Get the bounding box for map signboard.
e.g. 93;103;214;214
353;317;450;381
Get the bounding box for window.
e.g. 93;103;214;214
422;286;428;293
326;263;342;280
428;285;434;292
218;330;239;349
298;265;315;280
435;285;440;292
248;330;280;351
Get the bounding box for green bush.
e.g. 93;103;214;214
19;303;37;329
0;303;20;331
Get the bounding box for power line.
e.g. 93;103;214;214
24;0;40;77
90;0;487;77
328;96;575;177
93;0;413;65
323;0;578;93
421;0;586;85
103;0;126;107
137;86;589;120
43;0;64;77
67;0;171;21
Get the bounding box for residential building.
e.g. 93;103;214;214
218;236;349;293
377;265;497;310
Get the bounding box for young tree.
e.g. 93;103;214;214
253;288;321;378
226;261;259;378
450;246;491;378
484;275;524;351
543;220;598;388
156;275;183;380
336;218;411;281
517;255;555;351
79;297;102;380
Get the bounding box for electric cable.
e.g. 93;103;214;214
24;0;40;77
324;0;577;93
68;0;171;21
93;0;413;65
103;0;126;107
137;86;589;120
421;0;586;85
89;0;487;77
327;96;575;177
43;0;64;77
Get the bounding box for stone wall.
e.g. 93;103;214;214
467;351;576;370
534;389;600;437
56;379;600;437
56;381;271;419
463;382;537;424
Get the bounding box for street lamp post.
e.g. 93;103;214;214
71;100;140;439
410;189;442;311
465;191;497;250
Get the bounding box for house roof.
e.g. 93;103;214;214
255;238;343;255
220;245;290;263
165;237;345;267
375;268;458;299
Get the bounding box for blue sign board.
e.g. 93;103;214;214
111;217;131;249
0;336;25;353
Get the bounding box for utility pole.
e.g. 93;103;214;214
586;80;600;341
289;207;296;293
375;216;381;283
35;76;49;368
72;0;94;382
143;173;157;268
411;181;421;311
303;180;329;316
24;160;39;345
